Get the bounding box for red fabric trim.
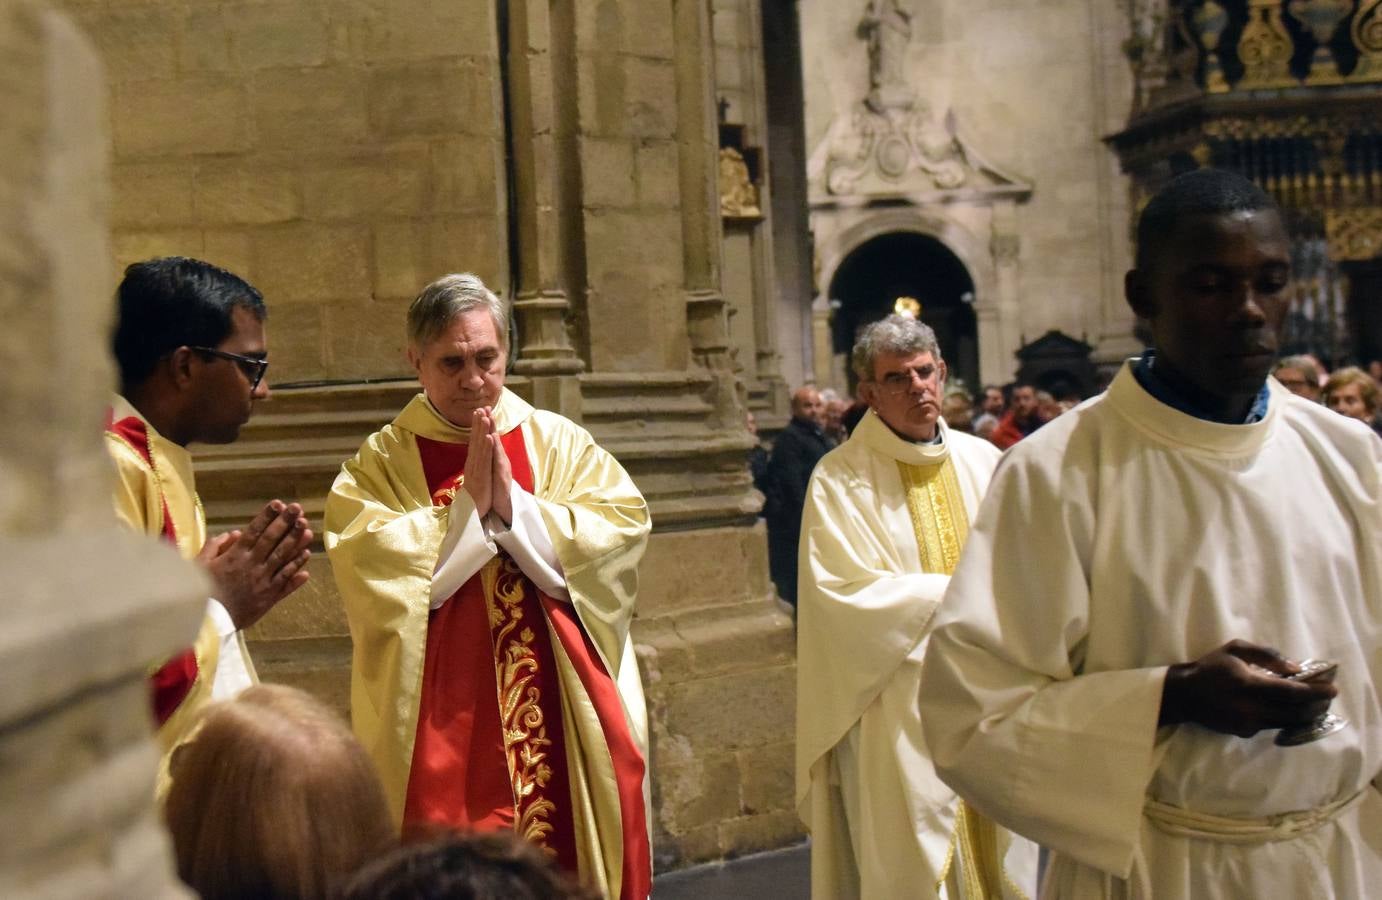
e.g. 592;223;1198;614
107;413;178;544
150;650;200;726
108;410;197;723
406;430;578;873
543;597;650;900
107;414;154;466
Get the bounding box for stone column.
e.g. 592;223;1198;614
0;4;203;896
505;0;586;418
674;0;735;385
989;198;1023;383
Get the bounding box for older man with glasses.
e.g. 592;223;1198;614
794;315;1035;899
106;256;314;753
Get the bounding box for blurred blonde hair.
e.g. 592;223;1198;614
1323;366;1379;415
165;684;394;900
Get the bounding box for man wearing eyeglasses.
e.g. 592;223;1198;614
106;256;313;751
795;315;1034;899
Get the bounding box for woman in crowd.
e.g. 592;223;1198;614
164;683;394;900
1322;365;1380;435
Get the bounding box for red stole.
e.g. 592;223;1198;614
406;427;651;899
406;429;578;870
106;410;200;726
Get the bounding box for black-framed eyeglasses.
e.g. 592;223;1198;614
190;347;269;390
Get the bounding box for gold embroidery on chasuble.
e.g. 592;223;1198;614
898;457;1019;900
431;474;464;506
484;557;559;851
896;457;969;576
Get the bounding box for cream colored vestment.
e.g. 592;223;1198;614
921;364;1382;898
797;410;1035;899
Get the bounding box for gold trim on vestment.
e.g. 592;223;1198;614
899;457;1017;899
487;557;559;851
897;457;969;576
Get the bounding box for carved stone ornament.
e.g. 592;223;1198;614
811;0;1030;202
809;100;1031;201
1326;207;1382;260
858;0;915;112
718;146;762;218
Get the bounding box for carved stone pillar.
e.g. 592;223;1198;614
674;0;735;385
0;5;202;896
989;198;1023;383
504;0;585;418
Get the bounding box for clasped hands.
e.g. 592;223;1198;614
1159;639;1338;738
196;500;314;631
461;406;513;526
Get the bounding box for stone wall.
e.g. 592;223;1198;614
64;0;801;873
1;3;203;896
60;0;509;385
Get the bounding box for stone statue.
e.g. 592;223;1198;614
858;0;914;107
719;147;761;218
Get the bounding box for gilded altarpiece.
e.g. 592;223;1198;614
1113;0;1382;365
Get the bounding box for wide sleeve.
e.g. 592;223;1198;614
794;458;950;795
527;416;649;667
918;452;1167;879
488;483;570;602
324;433;448;715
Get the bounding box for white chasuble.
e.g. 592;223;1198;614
796;410;1036;899
921;363;1382;899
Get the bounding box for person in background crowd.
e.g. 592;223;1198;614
341;832;600;900
971;384;1004;439
942;388;975;433
747;410;769;498
165;684;394;900
980;384;1005;419
919;168;1380;899
823;398;845;447
841;399;869;437
1272;355;1323;402
763;385;834;606
988;382;1042;449
821;392;850;445
1035;389;1064;423
1323;366;1381;436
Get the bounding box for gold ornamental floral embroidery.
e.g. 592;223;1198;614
432;474;464;507
488;557;558;850
897;457;970;575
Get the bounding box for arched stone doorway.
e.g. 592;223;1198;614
828;232;979;393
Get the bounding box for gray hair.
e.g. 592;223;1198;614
1273;354;1321;385
851;315;941;382
407;273;508;349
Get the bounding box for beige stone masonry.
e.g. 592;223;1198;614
1;4;205;896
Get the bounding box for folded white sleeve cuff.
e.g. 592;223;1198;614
487;484;569;602
431;495;498;609
206;599;254;700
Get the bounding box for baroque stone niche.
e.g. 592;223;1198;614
807;1;1032;389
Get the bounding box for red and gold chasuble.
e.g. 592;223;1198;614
106;409;202;727
405;428;649;894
